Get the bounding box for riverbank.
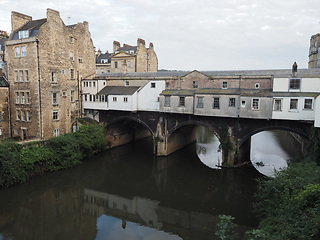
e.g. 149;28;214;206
0;122;106;188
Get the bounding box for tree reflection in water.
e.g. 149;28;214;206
196;126;222;169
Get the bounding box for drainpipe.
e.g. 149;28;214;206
36;39;42;139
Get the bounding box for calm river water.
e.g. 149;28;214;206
0;128;301;240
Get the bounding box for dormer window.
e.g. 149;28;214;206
19;30;29;39
130;50;134;54
289;78;300;90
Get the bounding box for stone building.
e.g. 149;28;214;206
0;30;9;70
96;49;111;75
308;33;320;68
0;71;10;139
5;9;96;140
96;38;158;74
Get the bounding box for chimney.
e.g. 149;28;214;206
11;11;32;32
292;62;298;77
137;38;145;47
149;42;154;48
97;49;101;57
113;41;120;53
47;8;60;22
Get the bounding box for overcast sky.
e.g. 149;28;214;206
1;0;320;71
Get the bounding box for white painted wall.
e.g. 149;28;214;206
314;96;320;127
272;97;315;121
273;78;289;92
137;80;165;111
107;93;137;111
301;78;320;92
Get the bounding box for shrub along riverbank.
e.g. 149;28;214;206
0;123;106;188
215;157;320;240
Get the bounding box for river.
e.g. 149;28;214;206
0;128;301;240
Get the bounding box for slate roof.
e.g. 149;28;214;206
97;86;140;95
12;18;47;40
0;75;9;87
161;88;320;98
96;52;112;64
116;46;137;54
96;69;320;79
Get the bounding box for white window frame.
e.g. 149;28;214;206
273;98;282;111
53;110;59;120
16;92;20;104
289;98;299;111
251;98;260;111
228;98;236;107
26;92;30;104
197;96;204;108
179;96;185;107
222;81;228;89
213;97;220;109
21;92;25;104
164;96;170;107
71;90;75;102
16;110;20;121
25;70;29;82
303;98;313;110
53;128;60;137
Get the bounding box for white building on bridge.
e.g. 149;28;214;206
82;68;320;129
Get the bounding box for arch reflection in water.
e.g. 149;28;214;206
251;130;302;177
196;126;222;169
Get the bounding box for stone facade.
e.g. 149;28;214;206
0;72;10;139
96;38;158;74
5;9;95;140
308;33;320;68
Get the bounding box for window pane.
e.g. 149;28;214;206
213;98;220;109
228;98;235;107
179;97;185;107
289;79;300;89
304;99;313;109
274;99;282;111
290;99;298;109
197;97;203;108
164;96;170;107
252;98;260;110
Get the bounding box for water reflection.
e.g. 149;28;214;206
196;127;222;169
196;126;303;177
251;130;303;176
0;138;260;240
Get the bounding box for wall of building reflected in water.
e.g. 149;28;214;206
0;137;263;240
196;126;303;176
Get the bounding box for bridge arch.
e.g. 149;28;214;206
105;116;154;150
167;120;222;141
238;125;314;167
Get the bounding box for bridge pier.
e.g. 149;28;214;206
154;119;197;156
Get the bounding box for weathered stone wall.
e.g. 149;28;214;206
11;12;32;33
6;8;96;140
0;87;10;138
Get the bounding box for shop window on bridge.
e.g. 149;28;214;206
164;96;170;107
273;99;282;111
251;98;260;110
197;97;204;108
228;98;235;107
303;98;313;110
213;97;220;109
289;78;300;90
179;96;185;107
290;98;298;110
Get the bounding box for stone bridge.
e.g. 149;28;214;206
98;110;315;166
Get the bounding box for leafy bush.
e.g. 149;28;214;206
0;123;106;187
254;159;320;239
